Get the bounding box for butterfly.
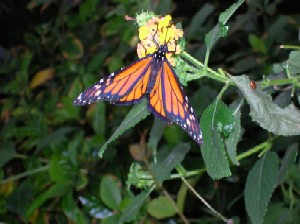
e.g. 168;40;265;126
74;44;203;144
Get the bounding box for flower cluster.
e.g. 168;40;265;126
136;14;183;65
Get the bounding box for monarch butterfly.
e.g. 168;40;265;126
74;32;202;145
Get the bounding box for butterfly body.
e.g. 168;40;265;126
74;44;203;144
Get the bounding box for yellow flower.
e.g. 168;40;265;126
136;14;184;66
158;15;172;30
138;26;149;40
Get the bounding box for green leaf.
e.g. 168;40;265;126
49;155;72;183
276;143;298;185
147;196;176;219
187;3;214;38
98;99;149;157
118;190;150;223
36;127;75;150
245;152;279;224
200;100;233;179
148;117;166;153
62;192;86;224
7;180;33;217
61;34;84;59
248;34;267;55
99;175;122;210
87;51;109;72
219;0;244;24
287;51;300;75
263;203;290;224
0;141;16;168
68;132;83;166
92;103;106;135
26;183;71;217
231;75;300;135
151;143;190;184
225;100;243;165
205;23;228;52
102;215;120;224
205;0;244;51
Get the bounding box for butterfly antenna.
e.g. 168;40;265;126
151;22;160;48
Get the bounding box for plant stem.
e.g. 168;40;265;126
280;44;300;50
0;165;49;184
181;175;230;223
181;51;230;83
259;77;300;88
236;136;277;161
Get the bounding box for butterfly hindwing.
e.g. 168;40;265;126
147;65;169;122
74;56;153;106
150;60;203;144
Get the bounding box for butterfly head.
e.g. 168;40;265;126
154;44;168;60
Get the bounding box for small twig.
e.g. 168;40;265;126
180;176;229;223
0;165;49;184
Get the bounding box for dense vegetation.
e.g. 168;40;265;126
1;0;300;223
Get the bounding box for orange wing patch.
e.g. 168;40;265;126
103;57;152;97
148;66;167;119
161;61;202;144
74;57;152;105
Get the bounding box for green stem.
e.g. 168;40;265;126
280;44;300;50
0;165;49;184
181;51;230;83
259;77;300;88
204;51;210;68
236;136;277;161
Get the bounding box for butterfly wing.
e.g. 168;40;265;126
74;56;153;106
148;60;203;144
148;65;170;122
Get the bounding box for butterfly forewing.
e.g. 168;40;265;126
161;60;203;144
74;56;153;105
148;65;169;121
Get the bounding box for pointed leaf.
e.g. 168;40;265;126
118;190;150;223
276;143;298;185
205;23;228;52
99;99;149;157
245;152;279;224
151;143;190;184
205;0;244;51
200;100;233;179
36;127;75;150
219;0;244;24
148;117;166;152
26;183;71;217
231;75;300;135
